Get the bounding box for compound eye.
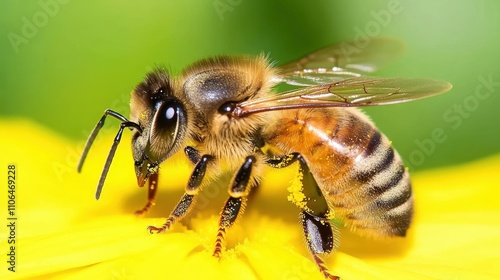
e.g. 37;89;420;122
149;99;187;159
155;101;183;135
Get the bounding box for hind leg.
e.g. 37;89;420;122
267;153;339;279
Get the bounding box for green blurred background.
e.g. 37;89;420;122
1;0;499;171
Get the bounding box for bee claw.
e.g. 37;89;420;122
147;225;165;234
147;217;175;234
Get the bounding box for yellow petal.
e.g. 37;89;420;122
1;119;499;280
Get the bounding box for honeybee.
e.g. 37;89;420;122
78;37;451;279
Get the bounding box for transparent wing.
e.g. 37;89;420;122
233;76;452;117
274;37;405;86
272;69;364;87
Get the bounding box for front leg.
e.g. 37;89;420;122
213;155;257;257
148;146;213;233
135;172;159;215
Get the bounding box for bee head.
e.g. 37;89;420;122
131;68;189;187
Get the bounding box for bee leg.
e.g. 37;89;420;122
135;172;159;216
213;155;256;258
266;152;299;168
296;154;338;280
213;196;245;258
184;146;201;164
268;153;339;279
301;211;338;280
148;148;213;233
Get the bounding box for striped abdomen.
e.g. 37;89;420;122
265;107;413;237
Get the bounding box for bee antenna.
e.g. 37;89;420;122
94;120;141;200
77;110;129;172
76;109;141;200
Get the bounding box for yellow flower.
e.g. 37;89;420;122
1;118;499;280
